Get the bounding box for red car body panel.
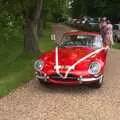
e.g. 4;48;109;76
35;32;108;85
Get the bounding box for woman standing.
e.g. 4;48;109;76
99;18;113;48
104;20;114;48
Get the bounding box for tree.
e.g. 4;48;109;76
0;0;69;52
71;0;86;18
70;0;120;20
0;0;43;52
44;0;68;22
23;0;43;52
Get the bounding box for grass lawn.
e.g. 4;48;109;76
0;24;54;96
112;42;120;49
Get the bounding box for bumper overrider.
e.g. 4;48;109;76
35;71;103;85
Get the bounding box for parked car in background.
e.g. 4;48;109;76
71;18;79;28
70;17;88;30
72;19;81;29
34;31;108;88
113;24;120;42
83;19;99;32
65;17;73;26
66;17;100;32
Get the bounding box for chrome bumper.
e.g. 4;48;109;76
35;70;103;83
79;75;103;82
35;71;49;82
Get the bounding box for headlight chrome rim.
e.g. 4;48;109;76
34;60;44;71
88;62;101;75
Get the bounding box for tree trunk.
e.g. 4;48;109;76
24;18;39;52
37;13;44;37
23;0;43;52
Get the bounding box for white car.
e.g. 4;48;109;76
113;24;120;42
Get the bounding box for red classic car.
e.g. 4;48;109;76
34;31;108;88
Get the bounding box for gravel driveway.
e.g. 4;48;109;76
0;24;120;120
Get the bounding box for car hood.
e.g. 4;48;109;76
40;46;96;66
56;47;95;65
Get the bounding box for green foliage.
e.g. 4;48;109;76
0;52;39;96
0;0;44;53
70;0;120;19
0;14;35;96
44;0;68;22
39;23;55;52
0;0;63;96
0;0;37;16
112;43;120;49
0;19;53;96
71;0;85;17
0;0;67;96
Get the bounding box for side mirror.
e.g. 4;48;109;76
51;34;56;41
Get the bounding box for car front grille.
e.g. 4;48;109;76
49;74;78;81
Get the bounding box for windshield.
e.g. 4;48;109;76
61;34;103;49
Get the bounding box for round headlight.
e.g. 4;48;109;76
34;60;44;71
88;62;101;75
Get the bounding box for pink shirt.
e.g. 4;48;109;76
104;23;114;44
99;21;107;30
105;24;113;35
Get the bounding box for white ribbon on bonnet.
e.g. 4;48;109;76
55;46;109;79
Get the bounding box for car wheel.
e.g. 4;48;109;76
89;76;104;88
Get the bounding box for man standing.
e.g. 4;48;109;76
99;17;107;45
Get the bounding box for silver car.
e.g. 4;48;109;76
113;24;120;42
